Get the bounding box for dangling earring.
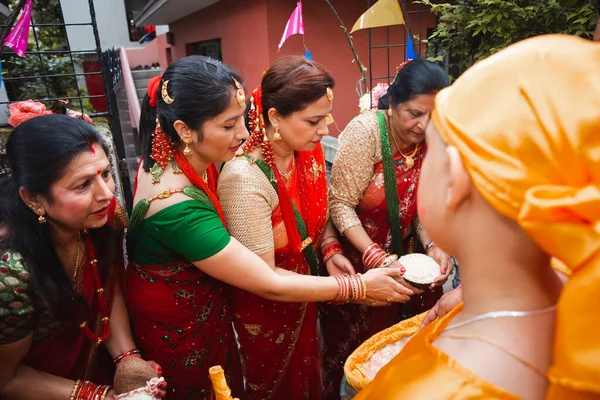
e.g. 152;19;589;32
183;138;193;156
388;108;393;117
38;211;47;224
273;126;282;141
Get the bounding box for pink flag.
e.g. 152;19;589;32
278;1;305;52
3;0;33;58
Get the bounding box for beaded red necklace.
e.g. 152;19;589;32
79;231;110;345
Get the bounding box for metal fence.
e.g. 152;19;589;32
0;0;134;209
367;0;437;87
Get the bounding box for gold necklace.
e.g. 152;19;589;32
387;115;420;169
280;157;295;181
72;232;82;287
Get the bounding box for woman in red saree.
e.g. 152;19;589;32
321;59;452;398
218;56;368;399
0;115;163;399
127;56;411;400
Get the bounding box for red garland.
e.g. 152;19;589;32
79;232;111;345
242;87;265;154
150;123;175;171
174;152;227;228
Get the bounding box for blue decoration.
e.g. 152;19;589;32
406;34;416;60
304;48;313;60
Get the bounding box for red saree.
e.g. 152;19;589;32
126;261;241;400
320;144;443;399
126;179;241;400
24;261;117;384
22;199;123;385
232;146;328;400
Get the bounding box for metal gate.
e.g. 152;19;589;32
367;0;437;88
0;0;133;209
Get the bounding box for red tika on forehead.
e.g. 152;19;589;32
89;144;96;154
97;170;102;175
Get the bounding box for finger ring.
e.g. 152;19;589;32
370;301;377;306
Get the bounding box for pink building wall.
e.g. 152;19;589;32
169;0;271;92
163;0;437;134
125;33;171;71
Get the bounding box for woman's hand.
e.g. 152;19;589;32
145;360;167;398
389;261;425;295
420;287;462;329
326;254;356;276
427;247;453;289
362;267;414;306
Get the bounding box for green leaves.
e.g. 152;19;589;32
418;0;598;78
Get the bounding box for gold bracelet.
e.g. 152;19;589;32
100;385;111;400
70;380;81;400
379;254;399;268
358;273;367;300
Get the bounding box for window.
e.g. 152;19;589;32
186;39;222;61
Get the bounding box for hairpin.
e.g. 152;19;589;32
161;80;174;104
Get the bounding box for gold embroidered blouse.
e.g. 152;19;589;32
217;156;279;255
329;111;386;234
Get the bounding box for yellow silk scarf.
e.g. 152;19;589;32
432;34;600;398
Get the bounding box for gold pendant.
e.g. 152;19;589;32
405;156;415;169
310;156;323;180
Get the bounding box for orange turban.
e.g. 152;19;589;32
432;34;600;398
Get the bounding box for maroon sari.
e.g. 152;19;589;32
320;144;442;399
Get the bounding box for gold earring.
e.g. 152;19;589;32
273;126;282;141
388;108;393;117
183;138;193;156
38;213;47;224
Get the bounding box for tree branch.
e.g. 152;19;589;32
323;0;368;97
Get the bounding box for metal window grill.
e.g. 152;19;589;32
367;0;437;88
0;0;106;119
0;0;134;209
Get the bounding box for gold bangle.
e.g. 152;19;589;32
100;385;111;400
379;254;399;268
358;273;367;300
70;380;81;400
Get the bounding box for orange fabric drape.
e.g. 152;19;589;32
357;34;600;399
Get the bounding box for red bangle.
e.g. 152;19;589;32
322;241;343;263
321;240;342;253
71;380;111;400
361;243;379;262
113;349;141;365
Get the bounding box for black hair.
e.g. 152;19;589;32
0;114;119;322
388;59;449;107
377;93;389;110
139;56;243;172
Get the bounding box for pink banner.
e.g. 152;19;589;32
278;1;305;51
3;0;33;58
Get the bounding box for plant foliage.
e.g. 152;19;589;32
419;0;598;77
2;0;94;112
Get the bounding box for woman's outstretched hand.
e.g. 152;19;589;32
361;267;414;306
